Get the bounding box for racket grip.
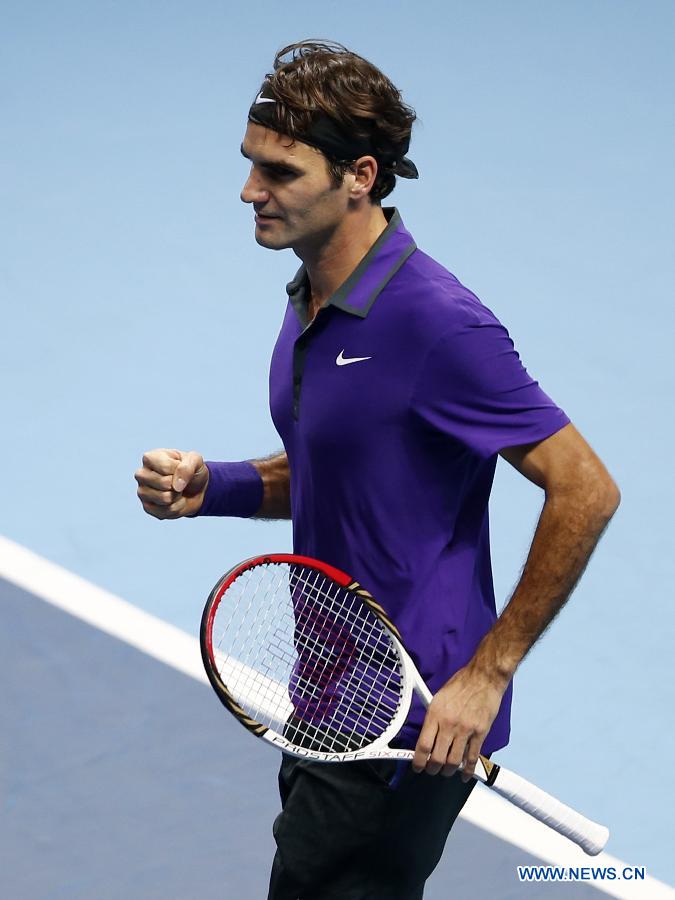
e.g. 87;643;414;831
490;767;609;856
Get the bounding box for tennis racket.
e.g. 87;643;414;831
200;553;609;856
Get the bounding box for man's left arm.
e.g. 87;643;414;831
412;422;621;779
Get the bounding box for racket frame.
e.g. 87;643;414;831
200;553;608;856
200;554;498;782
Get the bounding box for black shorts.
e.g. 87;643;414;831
266;754;479;900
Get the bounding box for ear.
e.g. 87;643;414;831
349;155;378;199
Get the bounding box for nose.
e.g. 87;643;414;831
240;170;270;205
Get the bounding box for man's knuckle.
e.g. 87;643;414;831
462;722;481;739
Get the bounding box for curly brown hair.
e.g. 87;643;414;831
258;40;417;202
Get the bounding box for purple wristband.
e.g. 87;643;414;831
196;461;264;518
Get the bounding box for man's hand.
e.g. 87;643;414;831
135;449;209;519
411;663;507;781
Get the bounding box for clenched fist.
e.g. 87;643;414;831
135;449;209;519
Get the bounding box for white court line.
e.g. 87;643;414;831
0;535;206;684
1;534;673;900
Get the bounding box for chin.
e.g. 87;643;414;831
254;233;289;250
254;226;294;250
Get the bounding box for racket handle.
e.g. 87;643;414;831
489;767;609;856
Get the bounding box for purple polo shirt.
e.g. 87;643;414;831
267;207;570;754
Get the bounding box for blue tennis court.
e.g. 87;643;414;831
2;540;672;899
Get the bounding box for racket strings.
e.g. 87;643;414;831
213;567;396;739
210;562;404;754
213;564;298;718
290;569;401;743
286;567;402;747
213;566;393;743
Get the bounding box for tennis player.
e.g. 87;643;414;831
136;40;621;900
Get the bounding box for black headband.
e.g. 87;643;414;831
247;80;419;179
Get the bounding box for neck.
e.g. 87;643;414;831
298;205;389;311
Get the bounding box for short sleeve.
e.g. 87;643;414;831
410;305;570;459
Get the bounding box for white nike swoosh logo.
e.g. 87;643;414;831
255;92;276;104
336;350;372;366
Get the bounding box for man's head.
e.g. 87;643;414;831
240;40;416;254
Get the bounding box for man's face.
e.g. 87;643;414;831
240;122;352;253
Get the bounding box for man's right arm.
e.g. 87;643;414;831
250;451;291;519
135;449;291;520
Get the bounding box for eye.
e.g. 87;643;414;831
264;166;297;179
